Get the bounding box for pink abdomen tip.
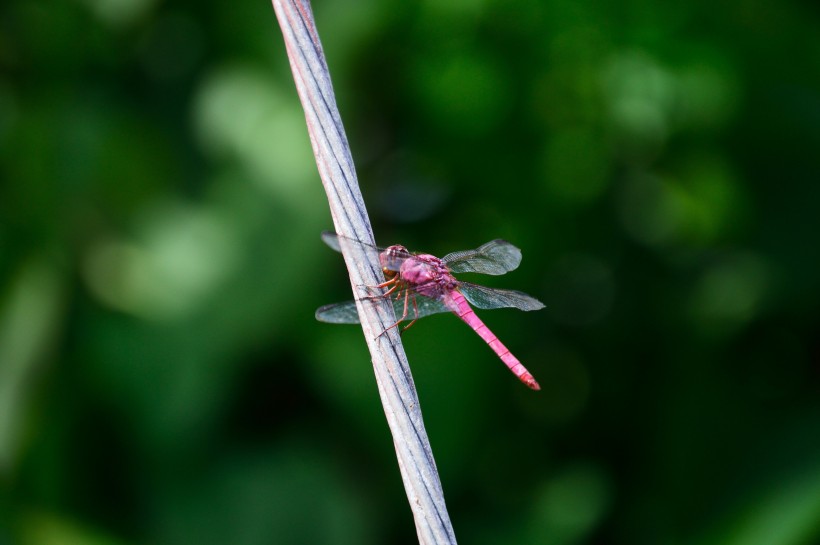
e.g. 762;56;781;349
521;374;540;391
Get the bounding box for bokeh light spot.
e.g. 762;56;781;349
193;66;315;205
618;157;745;249
602;51;675;160
528;463;612;544
83;203;241;319
689;252;769;335
19;511;125;545
79;0;158;28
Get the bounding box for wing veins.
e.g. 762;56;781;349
458;282;544;311
443;240;522;275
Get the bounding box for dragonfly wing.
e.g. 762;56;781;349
316;301;361;323
321;231;344;253
316;293;453;325
408;293;453;319
321;231;389;254
459;282;545;311
443;240;522;275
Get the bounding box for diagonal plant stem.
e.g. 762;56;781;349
270;1;457;543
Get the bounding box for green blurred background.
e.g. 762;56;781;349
2;0;820;543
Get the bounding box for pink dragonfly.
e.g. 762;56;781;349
316;232;545;390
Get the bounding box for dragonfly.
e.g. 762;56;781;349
315;232;545;390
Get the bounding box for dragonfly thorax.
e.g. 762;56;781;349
400;254;456;299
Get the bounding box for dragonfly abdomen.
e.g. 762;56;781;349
447;291;540;390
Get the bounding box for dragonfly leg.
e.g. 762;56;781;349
358;286;396;302
382;283;400;297
377;289;410;338
401;295;420;333
359;276;398;295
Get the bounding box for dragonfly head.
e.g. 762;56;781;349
380;245;408;276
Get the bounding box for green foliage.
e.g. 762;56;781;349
2;0;819;543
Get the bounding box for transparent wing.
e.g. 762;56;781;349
315;301;361;323
321;231;345;253
442;240;522;275
321;231;395;254
316;292;453;324
458;282;545;311
405;294;453;320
